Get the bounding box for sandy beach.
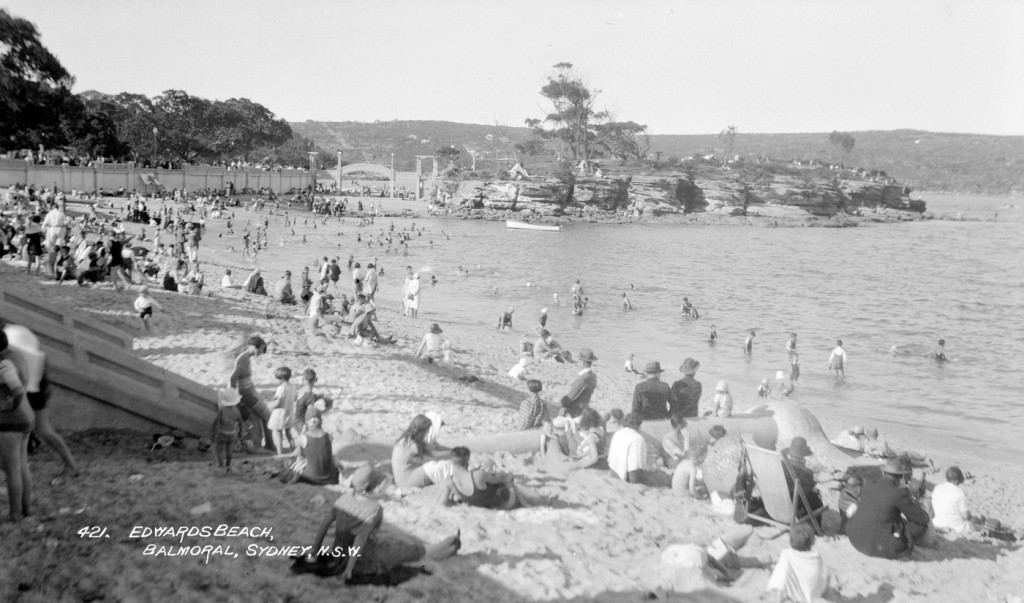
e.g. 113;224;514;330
1;198;1022;603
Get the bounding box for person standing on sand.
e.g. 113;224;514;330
401;265;413;317
670;358;703;418
0;329;36;522
3;325;78;476
828;340;848;377
134;286;163;333
406;273;421;319
559;348;598;418
211;390;243;472
229;335;274;452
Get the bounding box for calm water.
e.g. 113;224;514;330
253;194;1024;458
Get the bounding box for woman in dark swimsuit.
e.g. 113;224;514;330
439;447;520;510
0;327;36;521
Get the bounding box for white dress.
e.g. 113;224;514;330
407;278;421;310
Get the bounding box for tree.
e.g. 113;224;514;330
1;9;76;149
153;89;216;162
596;120;651;163
828;131;856;165
718;124;738;161
436;146;460;168
526;62;609;161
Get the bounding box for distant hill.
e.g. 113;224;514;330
291;121;1024;195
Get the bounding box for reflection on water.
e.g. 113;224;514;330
251;194;1024;457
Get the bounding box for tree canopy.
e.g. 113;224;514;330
526;63;611;162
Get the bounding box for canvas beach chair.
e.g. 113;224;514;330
739;437;825;536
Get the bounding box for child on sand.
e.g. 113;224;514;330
212;391;243;472
516;379;550;431
766;525;832;602
711;380;733;418
133;286;163;333
624;353;642;375
294;369;333;435
267;367;297;455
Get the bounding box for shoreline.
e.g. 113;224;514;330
1;198;1021;601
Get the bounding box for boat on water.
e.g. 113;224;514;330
506;220;561;232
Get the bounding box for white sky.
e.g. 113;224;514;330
6;0;1023;135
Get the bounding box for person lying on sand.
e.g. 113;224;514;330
436;446;530;510
301;465;461;584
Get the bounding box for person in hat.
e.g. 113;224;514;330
304;466;460;583
782;437;823;514
416;323;450;363
846;456;934;558
211;389;243;472
559;348;598;418
670;358;702;418
775;370;795;400
931;466;974;535
711;380;733;418
516;379;550;430
632;361;676;421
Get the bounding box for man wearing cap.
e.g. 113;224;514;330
632;361;676;421
670;358;703;418
846;457;934;559
559;348;598;418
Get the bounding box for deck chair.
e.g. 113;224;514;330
739;437;825;536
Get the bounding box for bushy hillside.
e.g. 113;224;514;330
292;121;1024;194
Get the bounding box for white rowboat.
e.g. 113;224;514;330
506;220;561;232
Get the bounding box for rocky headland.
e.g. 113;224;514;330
436;161;928;227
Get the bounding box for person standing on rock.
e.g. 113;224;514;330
559;348;598;418
670;358;702;418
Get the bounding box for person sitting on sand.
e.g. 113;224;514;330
698;425;745;497
623;353;642;375
838;474;863;535
661;414;691;469
516;379;551;430
348;294;385;343
846;457;935;559
243;268;267;296
292;414;339;485
671;358;703;418
559;348;597;418
391;414;451;489
860;427;893;458
781;437;824;514
632;361;675;421
221;268;235;289
710;380;733;418
508;355;530;381
542;408;606;471
672;424;726;499
757;378;771;399
416;323;450;363
274;271;297;305
608;412;651;485
303;465;461;583
766;525;832;603
931;466;974;535
437;447;526;510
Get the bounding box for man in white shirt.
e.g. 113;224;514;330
607;413;649;484
221;269;234;288
931;466;973;534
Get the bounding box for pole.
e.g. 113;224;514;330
152;127;158;168
390;153;395;198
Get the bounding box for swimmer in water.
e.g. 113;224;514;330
933;339;949;361
497;307;514;331
709;325;717;344
744;330;755;354
431;275;437;286
622;292;633;310
553;293;560;306
493;287;499;297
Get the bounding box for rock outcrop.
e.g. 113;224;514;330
441;164;924;222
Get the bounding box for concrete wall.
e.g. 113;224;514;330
0;287;218;436
0;159;312;195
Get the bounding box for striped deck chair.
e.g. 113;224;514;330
740;437;825;535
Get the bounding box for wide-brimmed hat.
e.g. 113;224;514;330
787;437;813;459
680;358;700;374
645;361;664;374
429;323;443;334
578;348;597;362
882;457;911;476
218;389;240;407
